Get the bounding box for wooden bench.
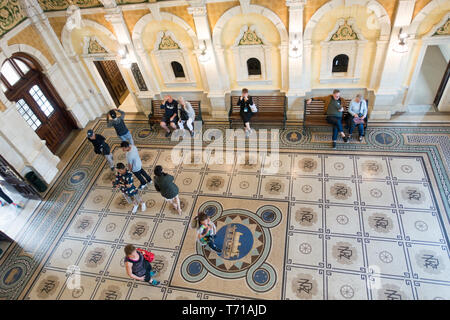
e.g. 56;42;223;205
303;98;368;131
148;99;203;130
228;96;287;129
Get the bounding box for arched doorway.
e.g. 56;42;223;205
1;54;77;153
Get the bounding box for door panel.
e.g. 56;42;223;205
94;60;128;107
2;56;77;154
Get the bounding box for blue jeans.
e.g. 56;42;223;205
326;116;343;141
142;260;153;282
206;235;221;253
349;119;364;136
119;131;134;145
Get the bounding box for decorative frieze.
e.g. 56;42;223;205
238;26;264;46
158;33;181;50
330;20;359;41
433;18;450;36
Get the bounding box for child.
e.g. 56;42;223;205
113;163;146;213
123;244;160;286
193;212;222;254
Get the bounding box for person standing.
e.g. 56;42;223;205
107;108;134;145
121;141;152;190
193;212;222;254
153;165;182;215
123;244;160;286
0;185;22;209
238;88;254;138
160;95;179;138
87;130;114;171
113;163;146;213
177;97;195;137
347;94;368;142
306;89;349;149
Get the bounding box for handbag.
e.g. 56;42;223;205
136;248;154;262
353;101;365;124
250;103;258;113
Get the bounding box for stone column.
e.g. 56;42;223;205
188;0;228;119
0;103;60;184
285;0;307;121
372;0;417;120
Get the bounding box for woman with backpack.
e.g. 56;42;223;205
123;244;160;286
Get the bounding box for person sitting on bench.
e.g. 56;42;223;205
160;95;179;138
347;94;368;142
177;97;195;138
306;89;349;149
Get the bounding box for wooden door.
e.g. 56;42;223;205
0;156;41;200
2;55;78;154
94;60;128;107
434;60;450;107
11;75;76;153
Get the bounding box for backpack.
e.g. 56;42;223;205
136;248;154;262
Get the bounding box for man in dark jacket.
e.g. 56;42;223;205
87;129;114;170
307;89;349;149
107;108;134;145
159;95;179;138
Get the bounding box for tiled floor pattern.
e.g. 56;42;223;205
19;146;450;300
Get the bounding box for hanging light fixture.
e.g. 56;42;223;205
393;28;409;53
197;40;211;63
289;34;301;58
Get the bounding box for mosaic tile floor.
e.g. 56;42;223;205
0;121;449;300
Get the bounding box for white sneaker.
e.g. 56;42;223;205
141;202;146;212
139;184;147;190
132;205;139;213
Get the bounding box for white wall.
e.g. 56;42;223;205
410;45;447;106
439;44;450;62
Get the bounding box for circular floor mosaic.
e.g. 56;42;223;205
180;201;281;292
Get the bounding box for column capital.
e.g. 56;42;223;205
104;7;123;22
285;0;306;10
99;0;117;9
187;5;207;17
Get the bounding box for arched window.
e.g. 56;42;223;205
332;54;349;73
0;54;76;153
171;61;185;78
247;58;262;76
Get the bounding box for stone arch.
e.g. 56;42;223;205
132;12;199;51
408;0;449;37
0;44;54;107
212;5;288;48
61;19;118;56
304;0;391;42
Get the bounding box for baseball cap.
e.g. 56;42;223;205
87;129;94;137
